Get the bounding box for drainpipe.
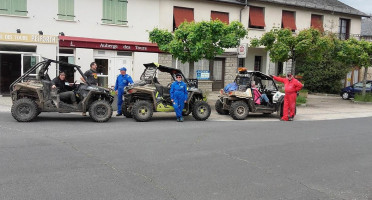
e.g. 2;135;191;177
239;0;248;23
238;0;248;68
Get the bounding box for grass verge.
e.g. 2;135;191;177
354;93;372;102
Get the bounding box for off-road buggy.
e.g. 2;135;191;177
10;58;114;122
215;68;286;120
122;63;211;122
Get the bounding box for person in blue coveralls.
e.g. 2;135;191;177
170;73;188;122
115;67;133;116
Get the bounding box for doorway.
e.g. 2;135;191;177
210;58;225;91
95;59;109;88
0;54;21;95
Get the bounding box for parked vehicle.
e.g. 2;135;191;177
340;81;372;100
10;58;114;122
123;63;211;122
215;68;285;120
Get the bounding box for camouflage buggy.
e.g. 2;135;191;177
10;58;114;122
215;68;286;120
123;63;211;122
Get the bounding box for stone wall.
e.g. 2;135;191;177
224;56;238;85
157;53;173;85
198;81;213;93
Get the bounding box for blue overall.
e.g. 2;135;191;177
115;74;133;114
170;81;188;118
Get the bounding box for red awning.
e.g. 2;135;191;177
249;6;265;27
174;7;194;28
282;11;297;31
211;11;229;24
58;36;161;53
311;14;323;31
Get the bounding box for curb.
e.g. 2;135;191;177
309;93;339;97
352;100;372;104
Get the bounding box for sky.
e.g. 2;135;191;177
338;0;372;15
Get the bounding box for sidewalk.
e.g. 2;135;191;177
1;93;372;121
206;92;372;121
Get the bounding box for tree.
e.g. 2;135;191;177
338;39;372;97
149;20;247;78
296;33;350;93
251;28;321;75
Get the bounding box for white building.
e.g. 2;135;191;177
0;0;367;95
0;0;160;95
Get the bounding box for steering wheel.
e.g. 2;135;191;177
72;81;77;90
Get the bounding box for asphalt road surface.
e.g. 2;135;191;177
1;112;371;200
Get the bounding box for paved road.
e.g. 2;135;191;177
1;112;372;200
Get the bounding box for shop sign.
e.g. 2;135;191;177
196;70;210;80
238;43;247;58
59;36;162;53
0;32;58;44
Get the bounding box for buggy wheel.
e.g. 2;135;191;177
122;102;132;118
341;92;350;100
132;100;153;122
192;101;211;121
215;99;229;115
89;100;113;122
11;98;38;122
277;102;284;118
229;101;249;120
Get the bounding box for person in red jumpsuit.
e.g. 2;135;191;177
272;72;303;121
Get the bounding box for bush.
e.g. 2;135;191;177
354;93;372;102
296;95;307;105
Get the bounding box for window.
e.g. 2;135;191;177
311;14;323;31
58;0;74;21
282;10;296;31
339;18;350;40
102;0;128;25
59;48;75;83
254;56;262;71
173;6;194;30
0;0;27;16
238;58;245;67
277;62;283;76
211;11;229;24
249;6;265;29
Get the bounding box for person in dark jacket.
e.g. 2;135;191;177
170;74;188;122
272;72;303;121
80;62;98;86
52;72;77;106
80;62;98;116
114;67;133;116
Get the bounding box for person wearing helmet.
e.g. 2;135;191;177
272;72;303;121
115;67;133;116
170;73;188;122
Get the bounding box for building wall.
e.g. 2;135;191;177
0;0;161;88
243;2;362;75
159;0;243;31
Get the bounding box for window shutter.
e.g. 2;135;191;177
249;6;265;28
102;0;114;24
0;0;10;15
116;0;128;25
311;14;323;31
58;0;66;20
65;0;74;20
173;7;194;28
211;11;229;24
282;11;296;31
13;0;27;16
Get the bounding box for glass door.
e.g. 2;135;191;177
22;54;41;80
95;58;109;88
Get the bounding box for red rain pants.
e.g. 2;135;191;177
282;92;297;121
